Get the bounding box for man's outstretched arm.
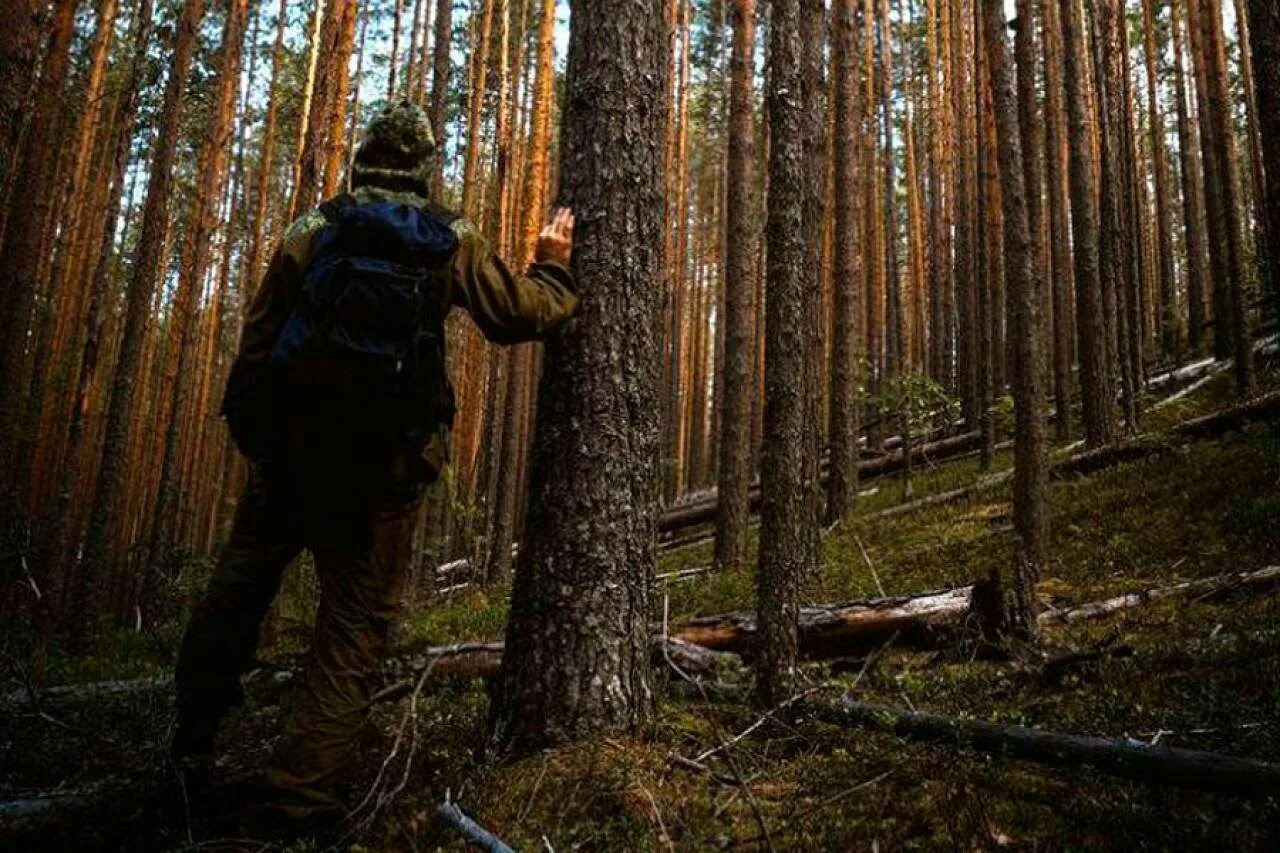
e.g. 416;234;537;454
450;207;580;344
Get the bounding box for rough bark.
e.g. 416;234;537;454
755;0;813;707
148;0;250;569
984;0;1048;636
492;0;667;747
1142;0;1178;358
429;0;453;193
826;0;864;527
714;0;758;569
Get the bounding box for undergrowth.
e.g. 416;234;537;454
3;364;1279;850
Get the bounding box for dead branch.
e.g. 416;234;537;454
806;698;1280;797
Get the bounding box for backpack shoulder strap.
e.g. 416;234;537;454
318;192;358;224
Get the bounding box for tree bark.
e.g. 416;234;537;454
492;0;667;748
986;0;1048;636
826;0;865;527
714;0;758;569
755;0;817;707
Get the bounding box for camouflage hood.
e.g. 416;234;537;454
351;100;436;196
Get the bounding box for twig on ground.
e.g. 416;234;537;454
436;798;515;853
854;535;887;597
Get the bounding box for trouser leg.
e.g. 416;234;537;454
266;499;418;813
174;472;301;753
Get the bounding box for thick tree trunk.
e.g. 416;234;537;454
1143;0;1178;358
492;0;667;748
0;0;41;226
755;0;816;707
714;0;758;569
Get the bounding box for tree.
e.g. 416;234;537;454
1249;0;1280;322
714;0;758;569
492;0;668;747
78;0;209;630
148;0;251;569
1142;0;1178;357
756;0;819;707
826;0;865;526
983;0;1048;635
1171;0;1209;353
0;0;77;470
1060;0;1115;447
1191;0;1252;391
1042;0;1074;441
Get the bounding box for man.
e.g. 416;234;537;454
172;101;578;819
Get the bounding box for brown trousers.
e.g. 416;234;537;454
174;468;418;813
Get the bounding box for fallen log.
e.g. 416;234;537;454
656;431;984;534
806;698;1280;798
15;570;1280;711
1041;566;1280;625
1174;388;1280;439
671;566;1280;660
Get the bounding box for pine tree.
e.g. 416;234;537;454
493;0;668;747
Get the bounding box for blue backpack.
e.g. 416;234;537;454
257;194;460;458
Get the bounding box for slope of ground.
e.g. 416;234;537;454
3;362;1279;850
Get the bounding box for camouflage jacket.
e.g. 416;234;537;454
223;185;578;484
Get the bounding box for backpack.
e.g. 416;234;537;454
225;194;460;464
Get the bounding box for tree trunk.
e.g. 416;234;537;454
1060;0;1114;447
0;0;41;222
1249;0;1280;324
826;0;864;527
713;0;758;568
492;0;667;748
986;0;1048;637
755;0;820;707
429;0;453;193
1042;0;1074;442
1171;0;1210;354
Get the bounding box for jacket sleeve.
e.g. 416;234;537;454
449;223;580;344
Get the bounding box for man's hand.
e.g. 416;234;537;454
535;207;575;267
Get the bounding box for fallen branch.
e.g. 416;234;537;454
1041;566;1280;625
1174;388;1280;439
806;698;1280;797
436;801;515;853
673;566;1280;660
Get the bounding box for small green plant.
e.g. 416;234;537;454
870;372;961;498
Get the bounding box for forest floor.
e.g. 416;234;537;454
4;355;1280;850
